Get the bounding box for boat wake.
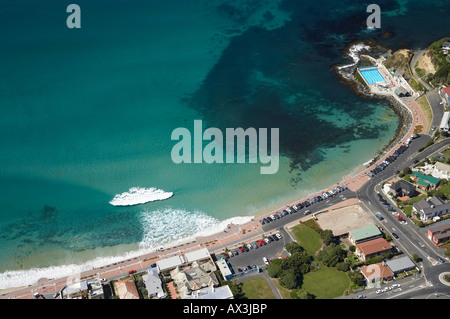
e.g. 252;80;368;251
109;187;173;206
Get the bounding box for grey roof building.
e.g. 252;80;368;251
413;196;450;221
386;256;416;274
390;179;417;198
143;267;165;299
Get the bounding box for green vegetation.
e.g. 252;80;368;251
240;277;276;299
290;222;322;255
267;221;353;299
424;37;450;86
301;266;350;299
416;95;433;131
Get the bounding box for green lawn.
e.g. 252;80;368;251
290;223;322;255
301;267;350;299
241;277;276;299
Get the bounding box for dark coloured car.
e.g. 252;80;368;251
392;233;399;239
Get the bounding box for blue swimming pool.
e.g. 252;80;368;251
359;67;385;85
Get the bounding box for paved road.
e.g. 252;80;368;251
354;136;450;299
427;90;445;133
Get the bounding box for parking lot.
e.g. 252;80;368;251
214;228;292;276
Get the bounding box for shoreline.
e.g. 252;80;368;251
0;40;429;298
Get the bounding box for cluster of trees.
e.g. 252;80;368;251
424;38;450;86
266;227;349;293
266;242;311;291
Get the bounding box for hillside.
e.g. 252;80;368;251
419;37;450;86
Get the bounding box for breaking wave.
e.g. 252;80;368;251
0;208;253;290
109;187;173;206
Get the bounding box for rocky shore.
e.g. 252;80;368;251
333;39;413;167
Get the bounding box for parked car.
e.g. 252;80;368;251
263;257;269;265
129;270;136;275
275;233;282;240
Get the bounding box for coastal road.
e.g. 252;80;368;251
426;90;445;133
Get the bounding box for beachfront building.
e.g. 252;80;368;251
142;267;165;299
156;247;212;273
415;162;450;180
348;224;383;245
355;238;392;262
61;276;104;299
427;223;450;246
412;196;450;221
115;278;140;299
410;172;440;191
394;86;410;97
170;259;219;299
216;258;233;281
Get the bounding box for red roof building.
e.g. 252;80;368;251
355;238;392;262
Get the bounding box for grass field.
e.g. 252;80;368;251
241;277;276;299
290;222;322;255
301;267;350;299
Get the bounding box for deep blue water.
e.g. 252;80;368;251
0;0;449;287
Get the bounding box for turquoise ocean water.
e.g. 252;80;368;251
0;0;448;288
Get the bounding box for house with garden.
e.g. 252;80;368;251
412;196;450;221
410;171;440;191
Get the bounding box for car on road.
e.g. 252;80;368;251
436;256;446;263
263;257;269;265
392;233;399;239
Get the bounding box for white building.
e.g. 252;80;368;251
183;285;234;300
143;267;165;299
416;162;450;180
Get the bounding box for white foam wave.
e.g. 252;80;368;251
138;208;253;250
337;43;371;70
109;187;173;206
0;208;253;290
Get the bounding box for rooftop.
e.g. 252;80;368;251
356;238;392;256
386;256;416;273
349;224;382;242
411;171;441;187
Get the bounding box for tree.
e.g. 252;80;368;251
403;167;412;175
320;229;334;246
267;258;284;278
226;280;245;299
290;289;315;299
279;269;303;290
316;243;346;267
